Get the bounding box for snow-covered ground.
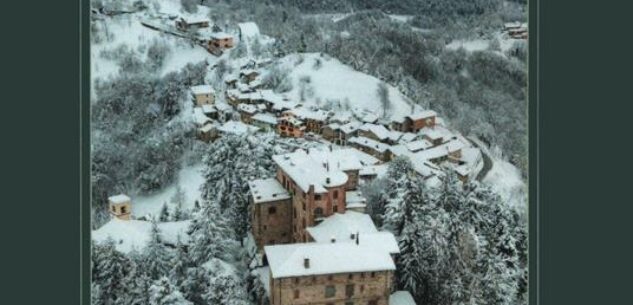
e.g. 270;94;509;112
446;32;523;55
91;1;219;97
132;163;205;218
275;53;420;123
93;218;191;253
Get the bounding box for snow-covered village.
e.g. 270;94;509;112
90;1;528;305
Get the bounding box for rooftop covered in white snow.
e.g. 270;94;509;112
248;178;291;204
272;149;352;193
190;85;214;95
264;242;396;279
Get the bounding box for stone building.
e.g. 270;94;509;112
249;178;293;249
265;242;396;305
108;194;131;220
391;110;436;133
190;85;215;106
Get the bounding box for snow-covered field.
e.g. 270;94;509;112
93;218;191;253
276;53;420;122
446;32;522;55
131;163;205;218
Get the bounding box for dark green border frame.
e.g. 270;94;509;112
81;0;91;304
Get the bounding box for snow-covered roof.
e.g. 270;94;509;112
218;121;259;135
191;85;214;95
264;242;395;279
210;32;232;40
201;104;216;114
346;147;381;166
413;139;465;161
360;123;394;141
238;22;260;38
194;107;212;126
237;103;259;114
108;194;130;204
287;107;329;122
359;164;389;178
407;110;437;121
405;140;433;152
272;149;351;193
248;178;291;204
240;69;259;76
305;147;365;171
280;115;305;127
340;121;362;134
214;102;233;112
92;219;191;254
307;211;376;242
199;123;216;133
348;136;391;153
252;113;278;125
345;191;367;208
419;126;454;141
179;17;210;25
390;291;416;305
398;132;418;144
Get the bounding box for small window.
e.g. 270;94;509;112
333;205;338;213
294;290;300;299
120;206;127;214
371;272;376;278
361;273;365;278
348;274;353;280
268;206;277;214
333;190;338;199
294;278;300;284
325;285;336;298
346;284;354;297
111;206;116;212
315;194;322;200
360;285;365;293
328;275;333;280
263;225;267;230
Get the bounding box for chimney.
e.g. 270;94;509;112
331;236;336;243
304;257;310;269
350;233;355;240
355;231;359;245
326;177;331;184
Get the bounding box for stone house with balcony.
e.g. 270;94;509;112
278;116;306;138
391;110;437;133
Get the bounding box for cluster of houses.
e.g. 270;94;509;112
247;147;415;305
173;16;261;55
190;64;482;183
504;21;528;39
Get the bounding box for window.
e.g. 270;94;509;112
315;194;322;200
325;285;336;298
360;285;365;293
294;278;300;284
268;206;277;214
328;275;333;280
302;218;306;229
111;206;116;212
371;272;376;278
302;201;306;211
368;300;378;305
346;284;354;297
294;290;300;299
333;190;338;199
333;205;338;213
120;206;127;214
348;274;353;280
314;207;324;216
361;273;365;279
270;240;275;244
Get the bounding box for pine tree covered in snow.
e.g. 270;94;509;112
181;266;210;305
387;170;526;305
159;202;170;222
171;185;188;221
149;277;192;305
170;236;190;288
143;221;173;280
381;156;424;236
200;134;277;241
203;272;250;305
92;238;133;305
187;202;232;266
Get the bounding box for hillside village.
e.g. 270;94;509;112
91;1;527;305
